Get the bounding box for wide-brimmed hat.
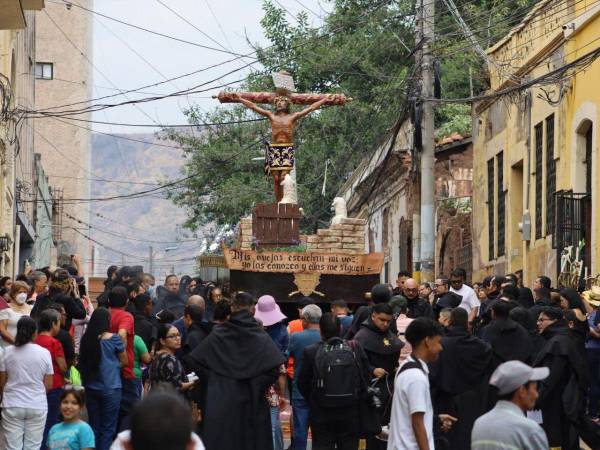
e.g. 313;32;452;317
583;285;600;306
255;295;287;326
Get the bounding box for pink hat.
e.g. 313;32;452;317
255;295;287;326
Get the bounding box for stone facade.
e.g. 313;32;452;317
306;218;367;254
237;215;367;254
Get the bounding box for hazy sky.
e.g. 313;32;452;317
91;0;329;134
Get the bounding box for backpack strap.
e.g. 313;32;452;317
398;356;425;375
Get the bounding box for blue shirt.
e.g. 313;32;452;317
266;322;289;356
587;312;600;349
288;328;321;400
86;334;124;390
48;421;95;450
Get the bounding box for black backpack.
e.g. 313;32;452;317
313;337;361;408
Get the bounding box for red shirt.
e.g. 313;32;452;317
35;334;65;389
110;307;135;380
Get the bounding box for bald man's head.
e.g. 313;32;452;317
187;295;205;314
403;278;419;300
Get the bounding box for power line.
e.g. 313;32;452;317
154;0;235;56
51;116;184;149
28;0;396;115
40;115;267;128
49;0;258;58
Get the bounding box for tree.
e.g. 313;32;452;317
166;0;539;234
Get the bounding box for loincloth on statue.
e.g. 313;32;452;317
264;143;295;174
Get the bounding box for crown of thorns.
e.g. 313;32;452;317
273;95;291;104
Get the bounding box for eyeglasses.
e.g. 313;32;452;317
165;334;181;339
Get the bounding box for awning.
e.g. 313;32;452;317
0;0;26;29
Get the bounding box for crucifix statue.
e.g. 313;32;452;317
214;72;351;202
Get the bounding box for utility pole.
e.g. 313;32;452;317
149;246;154;276
420;0;436;282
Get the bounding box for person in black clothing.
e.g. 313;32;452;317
298;313;371;450
154;275;186;319
183;292;284;450
429;307;492;450
403;278;433;319
509;306;546;361
132;293;157;350
480;300;533;371
504;273;534;309
432;278;462;320
393;270;411;296
529;286;555;324
353;303;404;449
345;284;392;339
533;275;552;290
535;306;592;450
182;304;211;356
31;269;86;331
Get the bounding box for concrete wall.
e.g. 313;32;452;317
34;0;92;268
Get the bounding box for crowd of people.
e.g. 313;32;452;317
0;259;600;449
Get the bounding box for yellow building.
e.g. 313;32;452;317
472;0;600;287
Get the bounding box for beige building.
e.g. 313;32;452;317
0;0;52;276
34;0;93;268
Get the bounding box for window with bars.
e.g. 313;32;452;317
487;158;495;260
497;151;505;257
535;123;543;240
545;115;556;236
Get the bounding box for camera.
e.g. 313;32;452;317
367;385;383;409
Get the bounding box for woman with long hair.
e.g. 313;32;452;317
0;316;54;449
78;307;126;450
0;281;33;348
149;323;194;392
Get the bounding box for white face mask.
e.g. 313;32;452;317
15;293;27;305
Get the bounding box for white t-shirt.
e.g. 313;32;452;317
0;343;53;410
450;284;479;314
110;430;205;450
387;357;434;450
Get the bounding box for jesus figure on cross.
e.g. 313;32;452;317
215;74;350;202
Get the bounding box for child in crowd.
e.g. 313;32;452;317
47;389;95;450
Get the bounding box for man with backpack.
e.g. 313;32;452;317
387;318;457;450
298;312;371;450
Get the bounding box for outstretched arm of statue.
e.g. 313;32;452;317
292;94;333;122
233;93;273;119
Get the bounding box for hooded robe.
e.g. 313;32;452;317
184;310;285;450
353;318;404;426
480;317;533;370
534;320;594;450
429;326;492;450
